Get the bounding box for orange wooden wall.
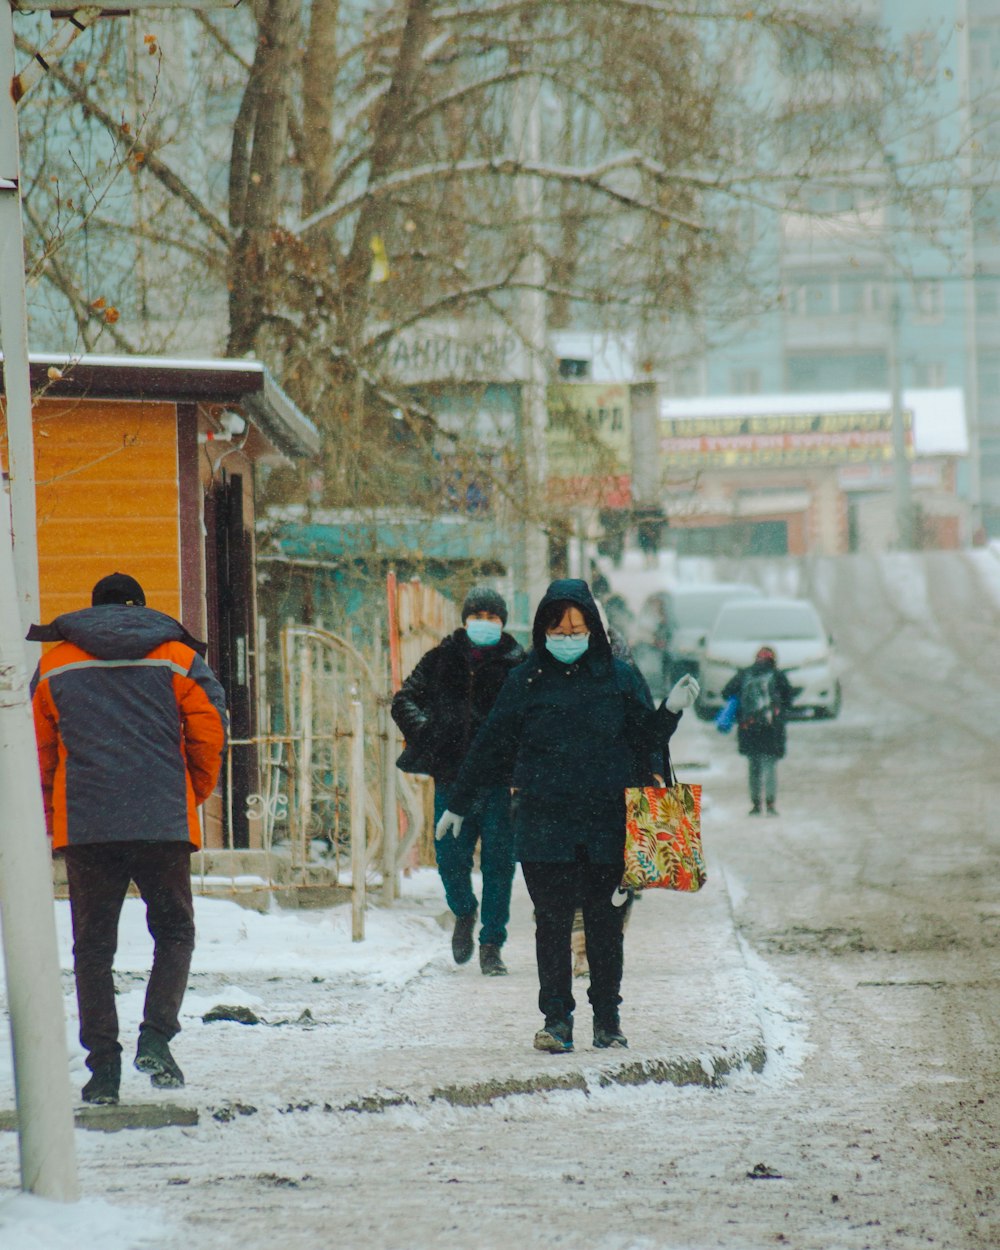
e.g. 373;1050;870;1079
6;398;182;621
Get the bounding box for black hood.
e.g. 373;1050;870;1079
531;579;610;657
28;605;208;659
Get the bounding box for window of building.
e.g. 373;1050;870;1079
838;276;886;315
663;361;706;397
979;435;1000;481
973;191;1000;243
786;352;887;392
904;31;938;81
790;274;834;317
970;25;1000;85
730;368;762;395
558;358;590;380
979;353;1000;399
912;360;947;389
787;356;821;390
913;280;943;321
976;282;1000;317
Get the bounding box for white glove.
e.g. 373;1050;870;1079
665;673;700;712
434;810;464;841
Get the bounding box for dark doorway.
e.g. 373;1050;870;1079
206;474;255;848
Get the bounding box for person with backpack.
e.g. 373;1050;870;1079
722;645;794;817
391;586;525;975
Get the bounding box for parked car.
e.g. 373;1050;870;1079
698;597;842;719
634;582;764;693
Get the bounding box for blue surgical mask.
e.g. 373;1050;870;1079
545;634;589;664
466;619;502;647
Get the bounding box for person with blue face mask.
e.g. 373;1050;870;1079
391;586;525;975
436;578;698;1054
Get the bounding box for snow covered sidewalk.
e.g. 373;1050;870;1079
0;708;764;1121
0;854;762;1127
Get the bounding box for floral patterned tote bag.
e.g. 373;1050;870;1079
622;772;705;892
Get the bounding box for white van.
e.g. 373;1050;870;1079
698;597;841;719
634;582;763;690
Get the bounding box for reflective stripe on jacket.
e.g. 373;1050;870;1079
30;607;227;849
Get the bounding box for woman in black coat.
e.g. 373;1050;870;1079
721;646;795;817
391;587;524;974
436;579;698;1053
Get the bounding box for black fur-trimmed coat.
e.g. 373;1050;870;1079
391;629;525;783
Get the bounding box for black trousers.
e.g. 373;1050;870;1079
63;842;195;1070
521;854;624;1026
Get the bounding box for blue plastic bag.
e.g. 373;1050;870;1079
715;695;739;734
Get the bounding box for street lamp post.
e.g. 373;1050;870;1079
0;0;238;1201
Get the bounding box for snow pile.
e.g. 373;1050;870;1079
0;1193;169;1250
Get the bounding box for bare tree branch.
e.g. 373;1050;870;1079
299;151;709;236
15;31;232;247
22;198;139;353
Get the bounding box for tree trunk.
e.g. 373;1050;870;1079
227;0;300;356
301;0;340;218
337;0;432;348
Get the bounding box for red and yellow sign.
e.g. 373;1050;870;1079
660;408;913;468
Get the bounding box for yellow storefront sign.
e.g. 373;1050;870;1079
546;383;631;478
659;408;913;468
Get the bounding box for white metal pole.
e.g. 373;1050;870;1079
0;489;78;1200
350;700;365;941
1;0;41;651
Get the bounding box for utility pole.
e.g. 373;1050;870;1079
887;289;914;550
0;0;238;1201
0;498;78;1199
0;0;77;1201
957;1;982;541
882;150;913;552
1;0;39;643
512;59;548;633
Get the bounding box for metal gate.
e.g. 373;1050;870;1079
277;623;426;936
200;623;425;940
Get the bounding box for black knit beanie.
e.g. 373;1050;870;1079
461;586;508;625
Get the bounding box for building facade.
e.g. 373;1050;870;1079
669;1;1000;542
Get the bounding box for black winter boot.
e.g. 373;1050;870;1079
82;1058;121;1105
533;1016;574;1054
479;943;508;976
593;1011;628;1049
135;1026;185;1089
451;907;477;964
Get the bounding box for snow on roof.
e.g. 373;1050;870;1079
660;388;968;456
8;351;322;460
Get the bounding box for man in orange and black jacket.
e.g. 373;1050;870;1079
29;572;227;1105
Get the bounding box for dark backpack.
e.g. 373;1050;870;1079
739;669;779;729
